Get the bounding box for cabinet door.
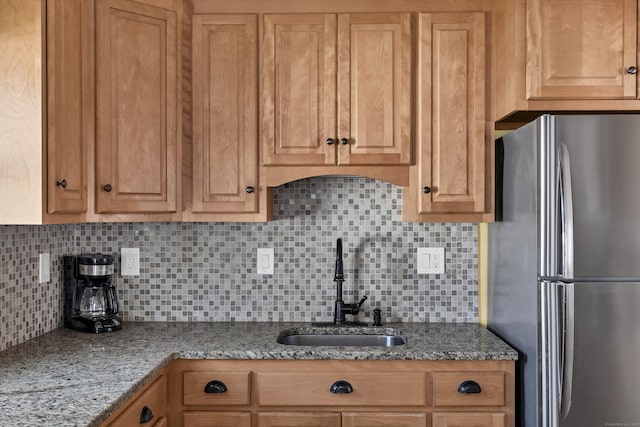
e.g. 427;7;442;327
96;0;179;213
343;412;427;427
527;0;637;99
417;13;486;215
262;14;337;166
337;13;411;165
183;411;251;427
107;375;166;427
257;412;341;427
47;0;88;214
432;412;504;427
192;14;257;213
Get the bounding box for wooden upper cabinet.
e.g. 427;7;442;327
262;13;411;167
191;14;258;214
527;0;638;99
262;14;337;166
337;13;412;166
47;0;88;215
414;13;486;217
95;0;180;214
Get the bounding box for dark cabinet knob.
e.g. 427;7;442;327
246;186;255;194
204;380;228;394
326;138;335;145
457;380;482;394
103;184;112;192
627;66;638;74
422;186;431;194
330;380;353;394
139;405;154;424
56;179;67;189
340;138;349;145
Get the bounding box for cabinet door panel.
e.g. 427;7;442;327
418;13;485;214
47;0;88;214
96;0;178;213
343;412;427;427
527;0;637;99
183;411;251;427
263;14;336;166
432;412;504;427
338;13;411;165
192;14;257;213
107;375;166;427
257;412;341;427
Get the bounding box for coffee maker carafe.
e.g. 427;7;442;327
63;254;122;333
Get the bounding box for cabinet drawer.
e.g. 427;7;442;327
183;371;250;406
108;375;166;427
433;372;505;406
256;372;425;406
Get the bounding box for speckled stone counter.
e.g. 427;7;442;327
0;322;516;427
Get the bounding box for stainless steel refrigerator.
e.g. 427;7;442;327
488;115;640;427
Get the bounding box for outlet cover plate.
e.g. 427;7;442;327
257;248;274;275
417;247;445;274
121;248;140;276
39;253;50;283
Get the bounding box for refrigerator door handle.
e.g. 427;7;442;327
558;143;575;419
559;143;574;278
541;281;561;427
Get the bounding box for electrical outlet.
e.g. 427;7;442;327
257;248;274;275
121;248;140;276
39;253;50;283
417;247;445;274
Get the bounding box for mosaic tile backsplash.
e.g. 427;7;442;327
0;177;478;352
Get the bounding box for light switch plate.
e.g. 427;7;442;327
257;248;274;275
39;253;50;283
417;247;445;274
121;248;140;276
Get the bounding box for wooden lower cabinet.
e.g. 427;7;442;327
342;412;427;427
165;359;514;427
257;412;341;427
432;412;505;427
184;411;252;427
101;372;167;427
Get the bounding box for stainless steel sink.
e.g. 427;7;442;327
277;328;407;347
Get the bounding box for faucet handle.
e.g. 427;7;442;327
350;295;368;314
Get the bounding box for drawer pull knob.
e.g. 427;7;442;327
457;380;482;394
330;380;353;394
204;379;228;394
56;179;67;189
628;66;638;74
326;138;335;145
139;405;154;424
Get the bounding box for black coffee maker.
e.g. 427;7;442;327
63;254;122;333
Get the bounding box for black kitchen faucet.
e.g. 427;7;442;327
333;238;368;325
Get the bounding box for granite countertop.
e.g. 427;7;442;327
0;322;517;427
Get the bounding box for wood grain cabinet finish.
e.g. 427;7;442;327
404;12;489;222
183;411;252;427
526;0;637;100
103;374;167;427
342;412;427;427
166;359;514;427
190;14;258;215
432;412;505;427
95;0;180;214
262;13;411;167
255;371;425;406
47;0;89;215
257;412;341;427
182;370;251;406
